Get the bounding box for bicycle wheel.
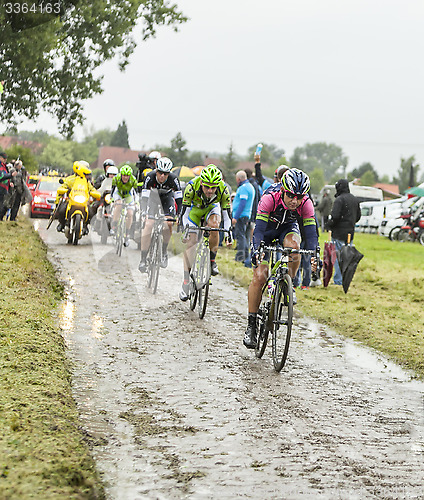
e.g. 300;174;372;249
116;217;124;256
198;282;209;319
151;233;162;294
189;275;198;310
147;233;157;288
272;274;293;372
255;301;270;359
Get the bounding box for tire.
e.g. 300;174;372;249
397;228;413;243
272;274;293;372
418;230;424;246
116;218;124;256
189;276;198;310
72;214;82;246
255;304;269;359
151;234;161;295
389;226;401;241
198;282;209;319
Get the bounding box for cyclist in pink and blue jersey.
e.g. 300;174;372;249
243;168;318;349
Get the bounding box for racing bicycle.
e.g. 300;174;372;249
115;201;129;257
182;225;231;319
144;213;176;294
255;242;321;372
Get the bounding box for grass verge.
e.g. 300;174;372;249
0;219;104;499
172;231;424;378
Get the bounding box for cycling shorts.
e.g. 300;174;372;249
260;222;300;263
113;192;136;209
147;192;176;217
185;204;221;233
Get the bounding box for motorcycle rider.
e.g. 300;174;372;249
94;159;116;189
55;161;101;234
110;164;138;247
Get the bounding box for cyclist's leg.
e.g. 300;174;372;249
110;197;122;233
160;192;176;261
205;206;221;275
139;205;155;271
180;210;200;300
279;223;301;280
244;262;269;349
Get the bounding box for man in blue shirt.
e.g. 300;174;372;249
232;170;255;265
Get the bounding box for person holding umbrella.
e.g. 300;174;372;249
326;179;361;286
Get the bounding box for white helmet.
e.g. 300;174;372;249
149;151;161;160
156;157;173;173
106;166;119;177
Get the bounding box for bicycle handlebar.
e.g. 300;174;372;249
182;225;231;240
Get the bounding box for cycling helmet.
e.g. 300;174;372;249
281;168;310;195
120;165;133;176
149;151;161;160
275;165;289;181
106;166;119;177
200;164;222;187
103;158;115;171
156;157;173;173
73;160;91;178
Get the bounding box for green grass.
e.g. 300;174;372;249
208;232;424;378
0;220;104;499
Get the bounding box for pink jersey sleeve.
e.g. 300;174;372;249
298;197;315;219
257;191;279;217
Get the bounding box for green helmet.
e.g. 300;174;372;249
120;164;133;176
200;164;222;187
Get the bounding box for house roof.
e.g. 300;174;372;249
0;136;43;154
374;183;400;197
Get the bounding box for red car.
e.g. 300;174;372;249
30;176;62;218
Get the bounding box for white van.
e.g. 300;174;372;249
357;197;407;233
379;196;424;239
318;183;383;204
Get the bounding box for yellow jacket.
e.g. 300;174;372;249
56;174;101;204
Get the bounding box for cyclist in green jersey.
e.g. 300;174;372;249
110;165;138;246
179;164;232;301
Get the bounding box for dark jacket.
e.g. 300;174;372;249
326;179;361;242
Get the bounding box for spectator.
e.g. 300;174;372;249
326;179;361;285
0;153;17;221
317;189;333;231
9;160;27;220
232;170;255;265
253;155;272;191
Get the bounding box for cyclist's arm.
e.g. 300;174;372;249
300;198;318;250
172;175;183;214
222;208;232;231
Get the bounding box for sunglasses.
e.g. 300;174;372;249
284;191;302;200
202;184;218;189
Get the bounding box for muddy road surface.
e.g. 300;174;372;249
34;219;424;499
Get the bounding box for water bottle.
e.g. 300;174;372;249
255;143;263;157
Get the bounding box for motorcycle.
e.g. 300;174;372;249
397;210;424;245
93;178;114;244
61;176;92;245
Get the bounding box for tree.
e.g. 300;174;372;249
221;143;239;186
394;156;420;193
82;127;115;147
309;167;325;195
37;136;99;173
111;121;130;149
0;1;187;138
186;151;205;168
17;129;51;144
5;144;38;173
162;132;188;166
290;142;348;181
350;162;379;183
360;170;376;187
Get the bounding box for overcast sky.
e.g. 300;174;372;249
19;0;424;179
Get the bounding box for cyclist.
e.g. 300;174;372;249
55;161;101;234
138;157;182;271
179;164;232;301
243;168;318;349
110;165;138;247
94;159;115;189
